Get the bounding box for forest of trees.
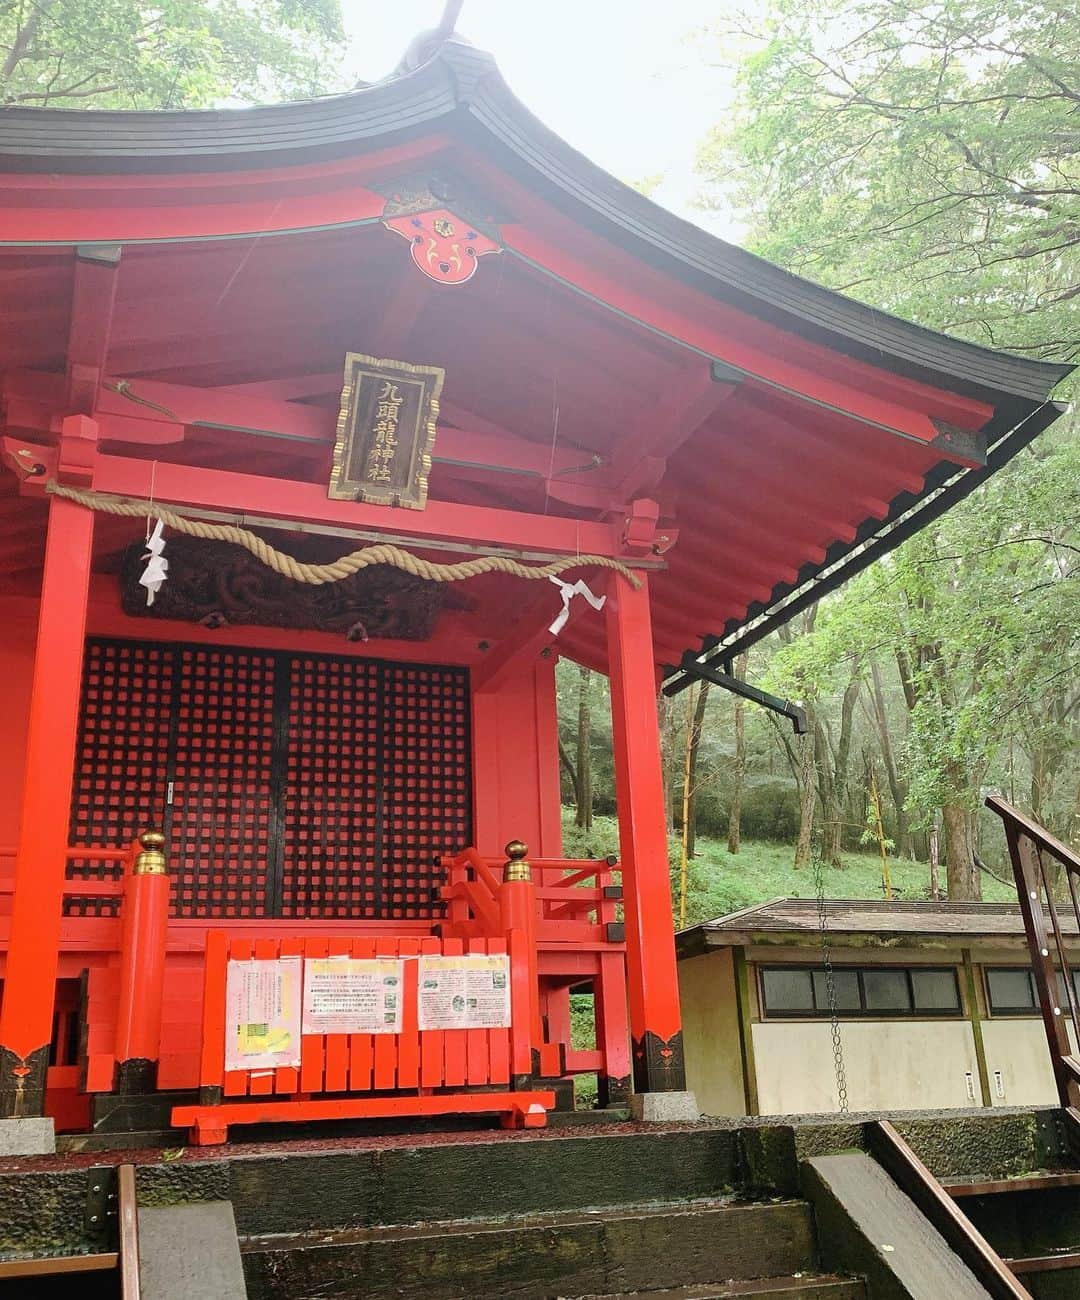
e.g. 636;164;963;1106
560;0;1078;900
5;0;1075;900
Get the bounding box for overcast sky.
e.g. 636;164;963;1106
339;2;742;239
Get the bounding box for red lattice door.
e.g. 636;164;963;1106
70;638;472;919
169;646;278;918
67;639;176;915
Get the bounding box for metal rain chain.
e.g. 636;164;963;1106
812;841;849;1114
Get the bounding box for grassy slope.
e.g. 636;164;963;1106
561;811;1016;929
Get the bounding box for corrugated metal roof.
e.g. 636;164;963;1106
680;896;1075;941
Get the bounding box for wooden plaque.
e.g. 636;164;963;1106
329;352;444;509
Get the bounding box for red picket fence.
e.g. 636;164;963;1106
173;929;554;1143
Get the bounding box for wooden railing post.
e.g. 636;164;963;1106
113;830;171;1094
499;840;541;1080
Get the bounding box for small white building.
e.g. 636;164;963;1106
676;898;1073;1117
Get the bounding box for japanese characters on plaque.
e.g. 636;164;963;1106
329;352;444;510
225;956;302;1072
417;954;512;1031
302;957;403;1036
224;952;511;1065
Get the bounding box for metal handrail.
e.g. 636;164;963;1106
985;797;1080;872
868;1121;1032;1300
986;796;1080;1112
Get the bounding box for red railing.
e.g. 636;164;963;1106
440;847;623;943
1;835;629;1131
440;844;629;1094
175;855;557;1143
1;832;169;1097
0;842;133;903
986;796;1080;1121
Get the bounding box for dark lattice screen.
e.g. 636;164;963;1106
68;638;471;919
383;664;472;917
67;640;175;916
170;647;278;918
279;654;382;918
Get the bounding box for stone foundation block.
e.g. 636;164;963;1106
0;1117;55;1155
628;1090;700;1123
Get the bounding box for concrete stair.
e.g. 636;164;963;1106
575;1281;866;1299
11;1109;1066;1300
240;1197;865;1300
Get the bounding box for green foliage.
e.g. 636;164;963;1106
691;0;1080;879
677;829;1016;927
560;810;1015;928
0;0;345;108
569;992;598;1107
700;0;1079;368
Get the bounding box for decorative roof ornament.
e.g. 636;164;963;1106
378;171;503;286
383;209;500;285
395;1;468;76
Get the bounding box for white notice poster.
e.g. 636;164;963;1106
302;957;404;1035
417;953;512;1030
224;956;302;1072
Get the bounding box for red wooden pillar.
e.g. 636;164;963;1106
501;832;545;1076
595;951;631;1105
0;489;95;1118
604;570;686;1092
499;840;541;1081
113;832;171;1093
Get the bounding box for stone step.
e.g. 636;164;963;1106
240;1198;819;1300
572;1275;866;1298
226;1127;742;1236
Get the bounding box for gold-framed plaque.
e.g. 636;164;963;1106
329;352;444;509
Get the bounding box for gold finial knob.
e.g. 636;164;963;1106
134;829;167;876
503;839;531;883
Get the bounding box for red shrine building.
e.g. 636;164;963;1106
0;33;1068;1149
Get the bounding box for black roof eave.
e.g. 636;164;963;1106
0;38;1069;410
662;394;1066;685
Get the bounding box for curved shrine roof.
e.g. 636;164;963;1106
0;37;1071;675
0;38;1067;406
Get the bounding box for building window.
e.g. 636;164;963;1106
758;965;963;1019
984;966;1080;1016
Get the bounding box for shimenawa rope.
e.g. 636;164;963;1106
45;481;641;589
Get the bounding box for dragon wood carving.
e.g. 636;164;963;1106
118;535;469;641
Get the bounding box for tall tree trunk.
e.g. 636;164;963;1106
574;665;593;830
814;720;841;867
677;684;697;928
832;672;859;855
685;681;711;858
558;737;578;806
794;730;816;869
942;802;980;900
818;672;860;868
1030;740;1064;890
869;657;915;859
1031;741;1056;826
727;652;748;854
